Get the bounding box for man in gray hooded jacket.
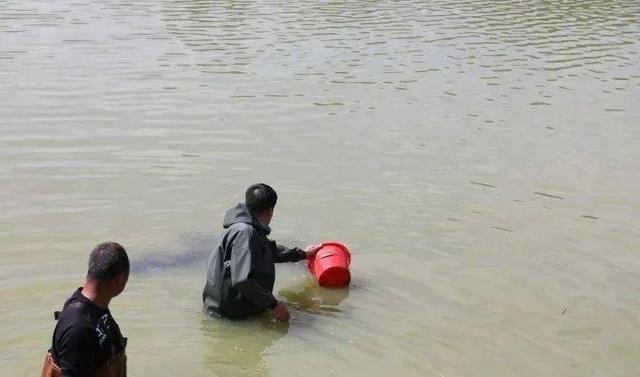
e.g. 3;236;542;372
203;183;321;321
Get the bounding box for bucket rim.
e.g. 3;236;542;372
320;241;351;255
319;241;351;266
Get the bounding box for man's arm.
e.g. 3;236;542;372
273;243;323;263
272;242;307;263
56;325;96;377
230;228;278;310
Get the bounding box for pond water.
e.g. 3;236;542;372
1;0;639;376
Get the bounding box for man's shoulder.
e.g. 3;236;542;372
55;309;98;348
57;301;101;331
228;222;258;235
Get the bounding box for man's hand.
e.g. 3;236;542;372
305;244;323;258
271;301;290;322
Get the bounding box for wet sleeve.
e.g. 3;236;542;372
273;242;307;263
230;228;278;310
57;325;96;377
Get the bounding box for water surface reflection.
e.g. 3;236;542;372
279;279;349;318
201;316;289;377
0;0;638;375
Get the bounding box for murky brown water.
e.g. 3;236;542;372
1;0;639;376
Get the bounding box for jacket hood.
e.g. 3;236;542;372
222;203;271;234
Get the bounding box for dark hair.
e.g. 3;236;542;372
87;242;130;281
245;183;277;215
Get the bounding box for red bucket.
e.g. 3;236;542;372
307;241;351;288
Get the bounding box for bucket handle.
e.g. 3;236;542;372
318;252;351;265
318;241;351;265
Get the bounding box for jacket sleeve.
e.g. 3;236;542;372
273;242;307;263
230;228;278;310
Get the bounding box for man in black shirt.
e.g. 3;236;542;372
42;242;129;377
203;183;321;321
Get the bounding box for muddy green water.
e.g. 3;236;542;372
1;0;639;376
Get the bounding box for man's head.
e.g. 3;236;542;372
245;183;277;225
87;242;129;297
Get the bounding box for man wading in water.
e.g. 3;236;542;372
203;183;321;321
41;242;129;377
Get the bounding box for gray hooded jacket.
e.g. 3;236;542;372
203;203;307;318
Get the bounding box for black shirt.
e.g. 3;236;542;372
50;288;126;377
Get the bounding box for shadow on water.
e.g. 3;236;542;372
278;278;350;318
200;315;289;377
131;232;216;273
131;232;307;274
